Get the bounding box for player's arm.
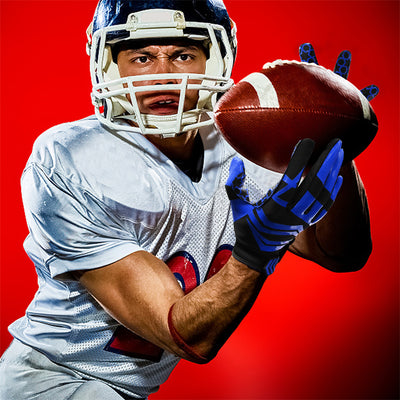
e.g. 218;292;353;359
289;160;372;272
23;156;264;364
75;250;265;364
76;138;344;363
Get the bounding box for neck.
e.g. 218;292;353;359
145;129;199;162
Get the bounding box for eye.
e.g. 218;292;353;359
135;56;150;64
129;54;152;64
176;53;194;62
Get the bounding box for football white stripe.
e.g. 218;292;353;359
241;72;280;108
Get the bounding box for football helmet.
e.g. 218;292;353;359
87;0;237;137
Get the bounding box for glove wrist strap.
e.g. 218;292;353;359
264;257;280;275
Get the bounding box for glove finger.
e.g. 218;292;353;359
270;139;315;207
361;84;379;100
283;138;315;181
334;50;351;79
330;174;343;203
290;150;339;224
323;146;344;193
291;139;342;217
315;166;343;211
297;139;341;195
269;139;315;209
293;166;343;227
315;140;343;185
310;175;343;225
299;43;318;64
303;147;343;225
225;156;250;201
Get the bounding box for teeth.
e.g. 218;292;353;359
157;100;174;105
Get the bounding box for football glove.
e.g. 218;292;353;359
225;139;344;275
299;42;379;101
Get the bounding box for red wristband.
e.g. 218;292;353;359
168;305;208;363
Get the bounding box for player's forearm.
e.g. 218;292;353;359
168;256;265;362
76;251;266;365
291;161;372;271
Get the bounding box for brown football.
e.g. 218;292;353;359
214;60;378;173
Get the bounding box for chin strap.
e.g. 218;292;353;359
168;304;208;363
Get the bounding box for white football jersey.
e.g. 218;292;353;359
9;115;282;398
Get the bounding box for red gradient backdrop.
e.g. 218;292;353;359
0;1;398;399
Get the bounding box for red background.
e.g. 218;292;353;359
0;1;399;399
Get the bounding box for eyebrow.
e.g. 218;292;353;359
126;45;202;55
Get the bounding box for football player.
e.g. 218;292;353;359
0;1;373;399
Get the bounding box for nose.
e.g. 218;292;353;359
151;57;179;85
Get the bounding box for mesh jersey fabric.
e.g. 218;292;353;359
9;115;282;398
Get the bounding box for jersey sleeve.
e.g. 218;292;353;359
21;162;142;279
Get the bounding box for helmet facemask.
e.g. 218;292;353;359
87;8;236;137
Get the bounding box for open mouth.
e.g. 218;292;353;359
146;95;180;115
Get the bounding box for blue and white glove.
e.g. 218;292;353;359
299;42;379;100
225;139;344;275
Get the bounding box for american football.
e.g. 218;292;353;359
214;60;378;173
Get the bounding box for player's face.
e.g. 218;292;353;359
117;42;207;116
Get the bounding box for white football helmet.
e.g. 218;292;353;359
87;0;237;137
